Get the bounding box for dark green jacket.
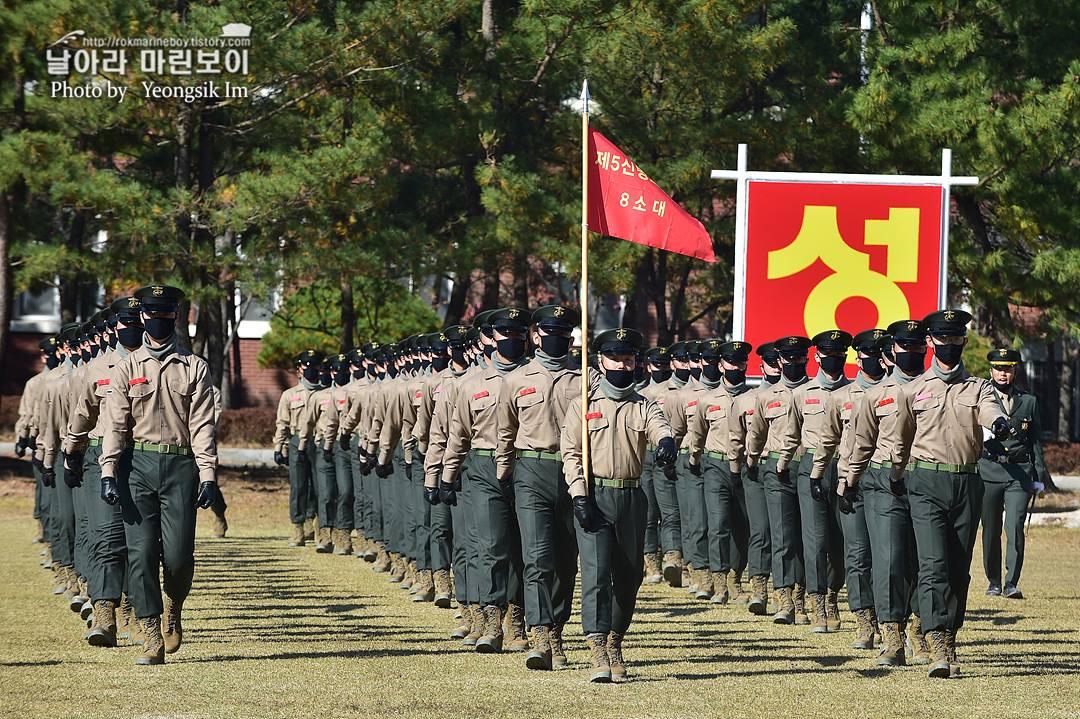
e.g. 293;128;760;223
979;388;1050;486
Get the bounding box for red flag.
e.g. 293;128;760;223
586;127;715;263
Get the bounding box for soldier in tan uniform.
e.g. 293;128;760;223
342;346;376;559
309;356;340;553
16;338;57;545
889;309;1009;678
98;285;218;665
327;353;355;555
496;305;581;670
643;344;686;587
686;341;753;605
809;329;887;645
635;347;672;584
272;350;325;546
440;308;530;654
743;335;811;624
561;328;676;683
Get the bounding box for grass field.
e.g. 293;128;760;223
2;461;1079;719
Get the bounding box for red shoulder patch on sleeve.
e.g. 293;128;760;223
129;377;147;386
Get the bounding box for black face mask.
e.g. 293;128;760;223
782;362;807;382
496;337;526;361
431;356;450;372
386;366;398;379
690;365;702;380
650;368;672;383
451;348;469;368
894;350;926;376
882;346;894;363
701;363;723;382
818;355;846;376
860;357;886;379
45;354;60;369
634;364;646;382
302;366;320;383
724;368;746;385
108;333;118;349
604;368;635;389
992;379;1012;393
353;368;364;380
934;343;963;366
80;348;92;363
483;343;496;359
539;334;571;358
143;317;175;341
377;370;386;380
674;367;691;382
319;373;331;388
764;372;781;385
334;371;350;386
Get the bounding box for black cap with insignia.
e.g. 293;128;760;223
851;329;888;354
774;335;812;359
645;346;671;365
442;325;471;347
39;336;59;352
294;349;326;367
923;309;972;336
329;353;349;371
756;341;780;363
532;304;579;332
347;349;363;366
886;319;928;345
719;341;752;362
110;296;142;322
592;327;643;355
489;307;532;333
427;331;449;353
668;341;689;360
988;348;1022;366
811;330;853;353
686;340;703;361
360;342;381;360
133;284;185;312
473;309;497;337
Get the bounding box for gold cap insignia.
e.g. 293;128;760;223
999;349;1008;357
944;310;956;321
830;331;841;340
439;334;447;341
789;337;799;346
1021;420;1029;430
153;287;164;296
873;330;884;339
307;350;314;357
907;321;919;331
553;307;565;317
508;309;520;319
616;329;628;340
659;348;668;355
710;341;720;349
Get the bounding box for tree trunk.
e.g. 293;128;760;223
1058;337;1076;443
512;250;528;308
444;269;471;325
340;277;355;352
174;103;196;351
60;209;87;324
0;193;12;370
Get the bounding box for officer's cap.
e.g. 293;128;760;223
922;309;971;337
361;342;381;360
473;309;496;336
426;332;449;353
812;330;853;353
988;348;1022;366
101;308;116;327
489;308;532;333
319;357;332;371
329;353;349;371
294;349;326;367
718;341;752;362
532;304;579;332
80;319;96;337
39;337;59;351
887;319;928;345
756;341;780;362
852;329;888;354
110;296;142;321
465;327;480;344
775;336;812;359
414;334;430;352
60;322;81;344
347;349;363;366
90;311;107;331
698;339;725;361
133;284;185;312
592;327;643;356
685;340;703;360
667;341;689;360
645;346;671;364
442;325;471;346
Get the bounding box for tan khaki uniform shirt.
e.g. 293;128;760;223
640;378;684;444
778;377;849;472
727;382;768;472
423;367;469;487
99;346;218;484
561;388;672;498
745;379;807;467
441;362;523;486
37;362;76;467
64;348;129;454
686;383;748;463
341;378;377;439
495;358;581;481
810;378;879;480
15;370;48;441
272;384;317;454
669;381;710;450
373;373;418;464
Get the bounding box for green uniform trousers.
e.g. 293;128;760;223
350;435;365;537
362;456;384;543
381;446;403;553
649;452;682;554
314;445;337;529
798;454;844;594
334;442;354;531
863;467;919;623
84;445;129;602
452;465;476;604
411;456;433;569
513;456;578;628
72;471;91;578
703;455;748;575
676;452;709;570
469;453;524;608
764;455;804;588
640;454;661;554
430;501;453;572
52;457;76;568
121;450;198;619
908;467;983;632
577;484;647;636
33;459;46;523
287;435;314;525
979;460;1032;587
743;465;773;579
839;480;874;611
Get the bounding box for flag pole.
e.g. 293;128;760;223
580;79;591;491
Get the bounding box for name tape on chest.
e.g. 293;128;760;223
415;391;422;398
747;409;755;415
708;405;723;413
129;377;148;386
585;412;603;420
290;396;302;402
844;403;853;410
519;387;536;397
96;379;110;386
767;401;781;409
877;397;894;407
687;400;698;407
915;392;933;401
321;399;331;405
473;390;489;400
804;398;820;405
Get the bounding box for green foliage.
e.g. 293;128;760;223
257;278;441;368
961;330;998;378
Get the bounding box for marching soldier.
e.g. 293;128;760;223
810;329;887;645
496;304;582;670
561;327;676;683
742;335;811;625
311;357;339;552
16;338;58;545
329;353;355;555
979;348;1051;600
890;309;1010;678
673;340;712;598
637;346;672;584
98;284;219;665
686;341;753;605
272;350;324;547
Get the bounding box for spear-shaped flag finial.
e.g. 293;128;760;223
581;79;590;115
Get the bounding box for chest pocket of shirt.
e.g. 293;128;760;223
170;384;196;414
707;405;729;427
875;400;899;420
586;413;610;433
128;382;155;422
953;393;979;430
802;399;826;418
624;412;646;437
471;392;497;416
94;383;111;405
763;401;786;422
517;388;545;412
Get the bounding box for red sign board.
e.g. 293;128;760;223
743;181;944;376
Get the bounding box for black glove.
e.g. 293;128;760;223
63;451;84;489
28;436;37;449
662;463;678;481
810;477;827;502
777;466;792;485
42;466;56;488
889;475;907;496
15;437;28;458
991;416;1011;441
731;468;743;487
101;476;119;506
359;460;372;477
339;434;351;450
573;495;603;533
688;461;703;477
404;462;413;481
746;464;759;483
273;450;286;466
439;481;457;506
453;475;462;492
196;481;217;509
499;477;515;503
838;483;858;514
357;445;368;462
375;462;393;478
424;485;440;506
296;450;310;466
323;447;334;463
655;436;677;466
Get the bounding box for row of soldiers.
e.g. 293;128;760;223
14;286;220;666
270;304;1049;681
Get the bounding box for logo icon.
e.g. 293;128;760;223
153;287;164;296
508;309;520;319
944;310;956;321
553;307;565;317
907;321;919;331
616;329;628;340
999;349;1008;357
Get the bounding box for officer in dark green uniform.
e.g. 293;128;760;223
978;348;1050;600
